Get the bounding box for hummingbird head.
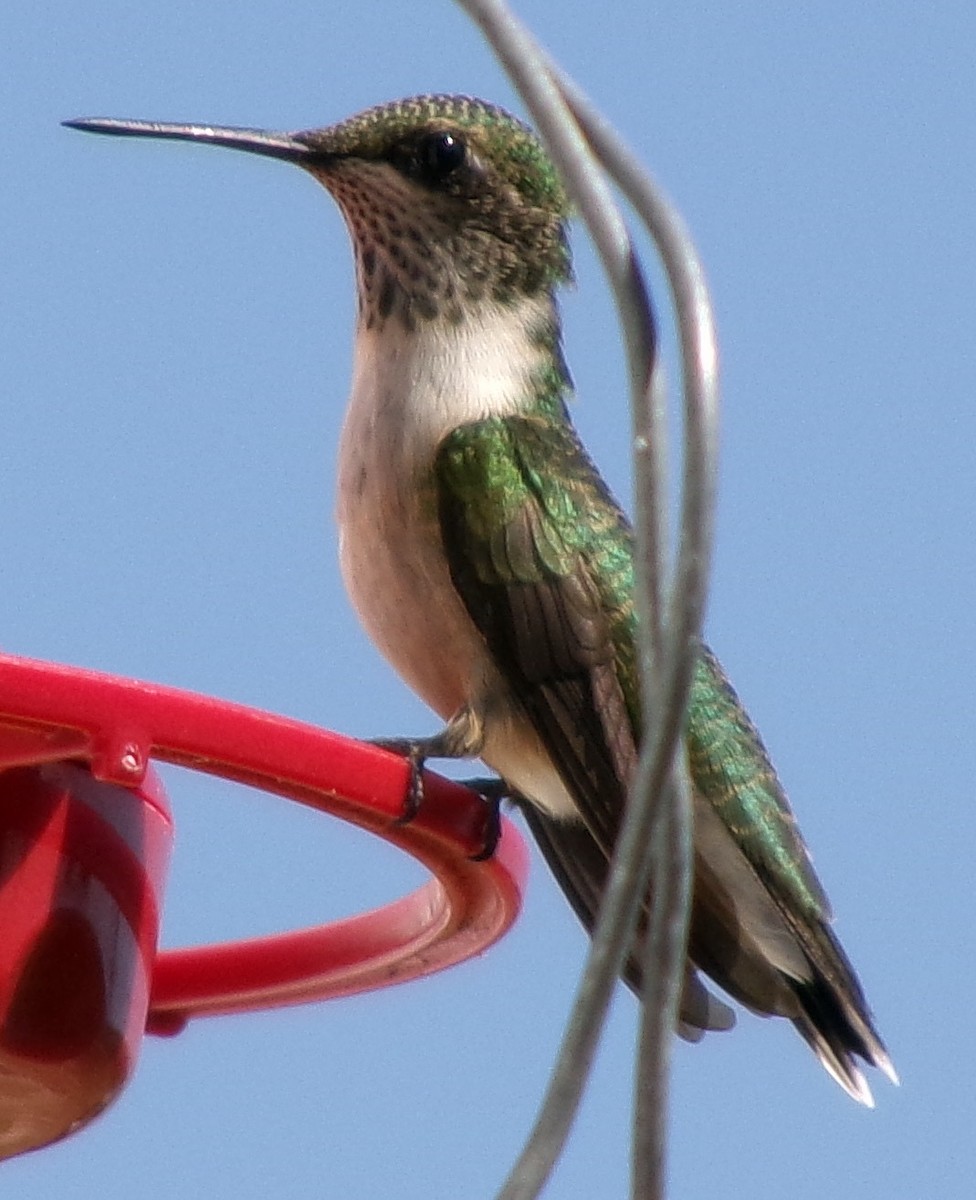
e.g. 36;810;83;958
297;95;573;329
66;95;573;332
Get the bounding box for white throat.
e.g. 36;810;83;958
343;296;554;466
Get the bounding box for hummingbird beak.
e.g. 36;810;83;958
63;118;320;166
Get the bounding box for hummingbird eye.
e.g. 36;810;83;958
415;130;467;184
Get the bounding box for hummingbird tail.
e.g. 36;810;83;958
518;795;898;1100
790;975;898;1106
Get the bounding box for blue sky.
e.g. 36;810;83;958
3;1;974;1195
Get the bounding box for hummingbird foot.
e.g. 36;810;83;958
454;777;519;861
370;737;430;823
371;705;487;827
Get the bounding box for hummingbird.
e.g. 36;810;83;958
66;94;895;1104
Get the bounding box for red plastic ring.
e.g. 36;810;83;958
0;652;529;1033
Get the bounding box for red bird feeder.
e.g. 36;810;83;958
0;652;528;1159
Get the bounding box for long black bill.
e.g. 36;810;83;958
63;118;315;164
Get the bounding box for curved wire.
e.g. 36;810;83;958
550;74;720;1193
455;3;720;1200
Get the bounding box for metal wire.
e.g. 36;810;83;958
454;3;720;1199
551;73;720;1195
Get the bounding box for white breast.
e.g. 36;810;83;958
334;301;580;821
336;304;537;710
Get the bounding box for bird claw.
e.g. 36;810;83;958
459;777;513;861
369;739;509;861
370;737;429;824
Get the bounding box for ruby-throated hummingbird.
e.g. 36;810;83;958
67;94;895;1104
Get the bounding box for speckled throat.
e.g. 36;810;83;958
314;156;565;332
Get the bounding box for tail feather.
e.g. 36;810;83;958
789;971;896;1106
517;798;895;1101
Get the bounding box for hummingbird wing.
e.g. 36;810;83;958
435;413;892;1101
436;412;641;857
435;412;730;1036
